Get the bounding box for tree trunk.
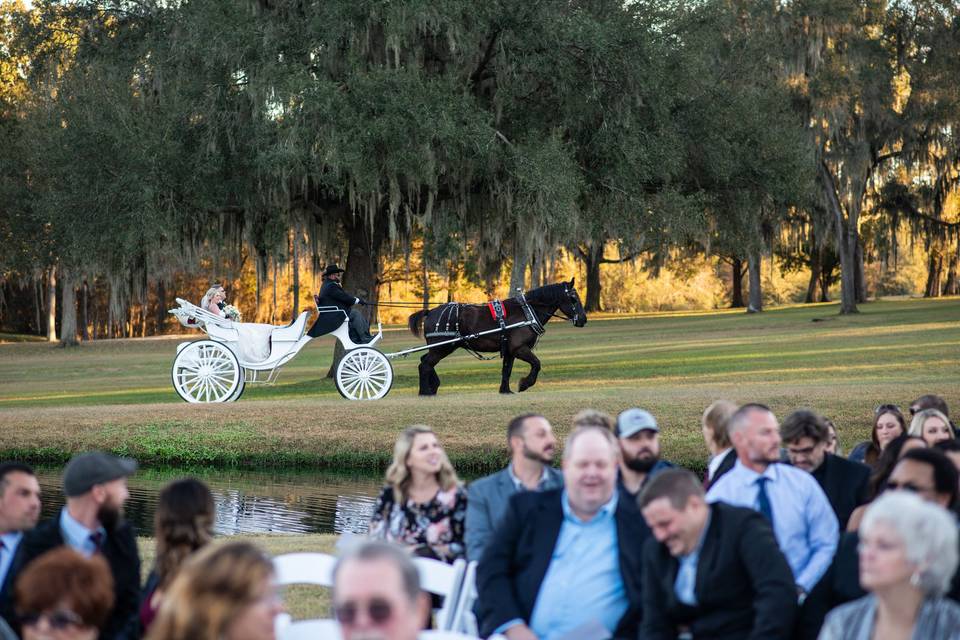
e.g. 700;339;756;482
819;161;858;313
81;279;90;341
34;277;43;335
924;253;943;298
731;257;745;308
747;251;762;313
271;260;278;324
155;280;165;334
855;240;867;303
326;216;383;378
509;232;528;295
943;253;958;296
46;267;57;342
291;230;300;316
421;251;430;310
805;247;822;304
584;243;603;312
59;267;78;347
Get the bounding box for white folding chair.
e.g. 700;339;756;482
448;560;479;635
273;553;339;639
279;618;342;640
412;557;467;631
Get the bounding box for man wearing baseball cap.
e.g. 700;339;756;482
1;451;141;639
616;408;676;499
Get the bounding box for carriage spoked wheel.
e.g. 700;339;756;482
335;347;394;400
171;340;242;403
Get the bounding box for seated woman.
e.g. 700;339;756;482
15;547;114;640
908;408;956;447
200;285;226;317
846;434;926;532
369;426;467;563
818;492;960;639
848;404;906;467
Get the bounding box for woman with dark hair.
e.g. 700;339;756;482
15;547;114;640
848;405;907;467
369;425;467;562
140;479;215;633
146;541;282;640
846;434;926;531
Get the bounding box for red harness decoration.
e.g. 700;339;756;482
487;301;497;319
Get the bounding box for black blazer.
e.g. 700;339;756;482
0;517;141;640
706;449;737;489
810;454;870;531
640;502;797;640
317;280;357;311
476;488;648;639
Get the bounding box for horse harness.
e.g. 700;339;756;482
424;290;545;360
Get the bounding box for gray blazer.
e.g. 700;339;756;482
818;595;960;640
465;465;563;561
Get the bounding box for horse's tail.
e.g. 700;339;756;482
408;309;428;338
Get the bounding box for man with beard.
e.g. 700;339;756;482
615;408;675;499
0;462;41;633
706;404;838;602
466;413;562;561
1;451;140;640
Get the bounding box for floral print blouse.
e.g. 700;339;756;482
368;484;467;562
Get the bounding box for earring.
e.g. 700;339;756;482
910;571;921;588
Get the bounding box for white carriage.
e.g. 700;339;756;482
168;299;393;402
168;291;541;402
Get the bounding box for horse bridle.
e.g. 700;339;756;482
529;284;582;323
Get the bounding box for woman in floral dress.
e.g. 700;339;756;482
369;425;467;563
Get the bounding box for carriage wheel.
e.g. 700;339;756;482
171;340;242;403
228;369;246;402
335;348;393;400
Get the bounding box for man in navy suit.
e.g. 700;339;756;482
0;462;41;617
465;414;563;561
476;426;649;640
638;468;797;639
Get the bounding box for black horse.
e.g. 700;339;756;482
407;279;587;395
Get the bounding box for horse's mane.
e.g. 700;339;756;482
522;282;567;306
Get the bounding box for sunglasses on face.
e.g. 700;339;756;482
334;598;394;625
20;610;85;630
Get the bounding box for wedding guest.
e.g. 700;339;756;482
14;547;114;640
909;408;956;447
701;400;738;488
817;492;960;639
824;419;842;456
140;479;216;633
846;434;926;532
146;542;282;640
370;426;467;562
848;405;906;467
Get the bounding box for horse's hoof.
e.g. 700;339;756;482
499;390;514;395
518;382;531;392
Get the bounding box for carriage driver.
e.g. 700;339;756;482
316;264;374;344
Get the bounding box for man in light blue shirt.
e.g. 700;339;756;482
706;403;838;596
0;462;41;597
476;426;649;640
466;413;563;561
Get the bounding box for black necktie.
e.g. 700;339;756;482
89;531;104;552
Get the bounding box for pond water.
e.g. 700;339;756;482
34;467;384;536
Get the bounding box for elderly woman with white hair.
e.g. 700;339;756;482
818;491;960;639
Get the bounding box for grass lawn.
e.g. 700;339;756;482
1;297;958;471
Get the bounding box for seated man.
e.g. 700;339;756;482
316;263;373;344
638;468;797;640
476;426;648;640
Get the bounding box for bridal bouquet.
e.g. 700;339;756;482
223;304;242;322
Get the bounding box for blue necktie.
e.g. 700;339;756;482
89;531;104;552
756;477;774;525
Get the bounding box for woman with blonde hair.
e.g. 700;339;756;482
146;541;282;640
908;408;956;447
369;426;467;562
199;284;227;317
701;400;737;486
139;478;216;633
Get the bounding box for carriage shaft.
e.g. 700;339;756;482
384;320;535;359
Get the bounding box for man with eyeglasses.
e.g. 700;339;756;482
796;448;960;639
332;541;430;640
781;410;870;531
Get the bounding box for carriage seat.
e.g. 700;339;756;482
271;310;311;344
307;306;348;338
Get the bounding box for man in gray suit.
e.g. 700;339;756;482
466;413;563;561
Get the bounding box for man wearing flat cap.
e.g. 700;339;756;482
315;263;374;344
1;451;141;640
